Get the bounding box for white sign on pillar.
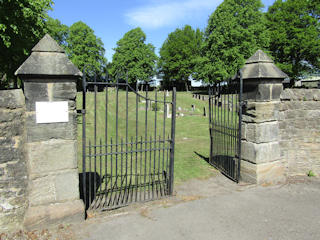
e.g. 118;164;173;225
36;101;69;123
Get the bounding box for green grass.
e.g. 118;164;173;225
76;90;218;187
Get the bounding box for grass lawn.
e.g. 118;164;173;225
76;90;218;188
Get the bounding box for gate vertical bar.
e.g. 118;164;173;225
162;91;166;195
135;83;139;202
153;90;157;199
82;72;87;209
125;75;129;202
169;87;176;195
104;81;108;205
115;77;119;204
237;70;243;182
144;86;148;200
93;84;97;206
208;87;212;163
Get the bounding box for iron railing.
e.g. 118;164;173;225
208;71;243;182
80;75;176;211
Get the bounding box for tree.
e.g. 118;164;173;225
0;0;53;88
45;17;69;47
266;0;320;80
66;21;107;78
110;28;157;84
159;25;202;91
198;0;269;83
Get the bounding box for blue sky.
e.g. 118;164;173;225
49;0;276;62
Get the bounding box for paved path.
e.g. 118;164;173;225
74;175;320;240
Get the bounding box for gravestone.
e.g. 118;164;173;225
203;107;207;117
166;103;171;118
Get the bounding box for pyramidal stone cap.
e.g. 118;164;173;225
241;50;288;80
15;34;82;77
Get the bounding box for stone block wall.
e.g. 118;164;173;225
0;89;28;231
279;89;320;176
241;101;286;184
23;79;83;229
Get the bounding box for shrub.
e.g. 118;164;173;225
151;102;161;111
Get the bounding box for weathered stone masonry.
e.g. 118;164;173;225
279;89;320;176
15;34;84;229
0;34;84;232
240;50;287;184
0;90;28;232
240;50;320;183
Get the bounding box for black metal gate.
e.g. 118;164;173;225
208;72;243;182
80;75;176;211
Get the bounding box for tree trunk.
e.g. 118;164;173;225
14;77;18;89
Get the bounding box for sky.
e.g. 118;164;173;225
49;0;276;62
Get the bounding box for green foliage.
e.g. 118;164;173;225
266;0;320;80
307;170;316;177
110;28;157;84
0;0;53;88
151;102;161;111
45;17;69;46
46;19;108;81
159;25;202;90
198;0;269;83
66;21;107;78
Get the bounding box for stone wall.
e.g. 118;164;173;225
23;79;83;229
279;89;320;176
241;101;286;184
0;89;28;231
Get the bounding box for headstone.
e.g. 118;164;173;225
166;103;171;118
166;90;170;97
203;107;207;117
191;104;195;111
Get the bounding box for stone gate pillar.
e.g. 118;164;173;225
15;34;84;229
240;50;288;184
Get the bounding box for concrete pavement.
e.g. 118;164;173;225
74;175;320;240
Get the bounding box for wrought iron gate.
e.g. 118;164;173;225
208;72;243;182
80;75;176;211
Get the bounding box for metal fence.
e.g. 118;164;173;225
80;75;176;212
208;72;243;182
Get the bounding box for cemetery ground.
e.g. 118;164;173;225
76;90;219;186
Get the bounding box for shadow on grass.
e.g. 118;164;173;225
194;151;237;182
194;151;209;163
